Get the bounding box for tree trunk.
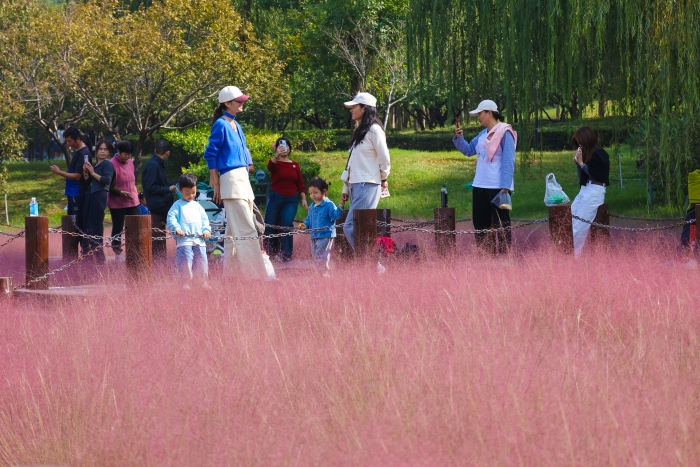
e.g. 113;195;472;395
570;90;579;119
598;87;605;118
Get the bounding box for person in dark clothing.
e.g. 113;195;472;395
571;126;610;258
82;140;114;264
50;127;93;253
142;140;176;259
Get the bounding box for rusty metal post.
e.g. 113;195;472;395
25;216;49;290
334;210;353;261
376;209;391;237
125;215;152;283
434;207;456;256
0;277;12;299
548;205;574;253
354;209;378;258
590;203;610;246
61;214;80;260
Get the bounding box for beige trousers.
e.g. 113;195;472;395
220;169;267;280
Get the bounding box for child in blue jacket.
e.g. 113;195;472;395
298;177;344;274
167;173;211;285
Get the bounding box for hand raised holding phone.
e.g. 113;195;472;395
454;116;463;139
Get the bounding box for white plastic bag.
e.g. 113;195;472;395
491;191;512;210
544;173;570;206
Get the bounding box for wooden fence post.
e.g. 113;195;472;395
548;205;574;253
334;210;353;261
125;215;152;284
25;216;49;290
61;215;80;260
354;209;378;258
590;203;610;246
0;277;12;299
434;207;456;256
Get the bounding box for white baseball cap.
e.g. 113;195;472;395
468;99;498;116
218;86;250;103
344;92;377;108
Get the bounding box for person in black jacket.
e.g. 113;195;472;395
142;140;176;259
571;126;610;258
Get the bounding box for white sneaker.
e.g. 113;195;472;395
114;254;126;263
376;262;386;275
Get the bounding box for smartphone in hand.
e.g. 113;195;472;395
380;186;390;198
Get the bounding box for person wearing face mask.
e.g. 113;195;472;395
453;100;517;255
108;140;141;260
203;86;269;280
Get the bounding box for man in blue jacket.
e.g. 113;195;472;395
142;140;176;259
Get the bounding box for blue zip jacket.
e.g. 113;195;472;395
453;129;515;190
203;117;249;175
303;198;344;239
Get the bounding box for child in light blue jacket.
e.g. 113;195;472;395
167;173;211;284
298;177;344;275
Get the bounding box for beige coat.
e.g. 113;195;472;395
342;124;391;195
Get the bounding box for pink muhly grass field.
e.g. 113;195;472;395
2;244;700;466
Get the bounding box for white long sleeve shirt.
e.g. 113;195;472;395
342;124;391;195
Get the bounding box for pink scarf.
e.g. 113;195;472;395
485;122;518;162
107;155;139;209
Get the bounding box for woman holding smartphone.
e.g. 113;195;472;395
571;126;610;258
264;137;308;261
82;140;114;263
453;100;516;255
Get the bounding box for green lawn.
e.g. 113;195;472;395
2;146;684;229
294;145;683;221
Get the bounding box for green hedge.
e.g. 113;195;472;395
160;124;320;186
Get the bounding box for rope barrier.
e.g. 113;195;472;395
13;231;122;291
378;218;549;235
608;213;685;222
572;214;694;232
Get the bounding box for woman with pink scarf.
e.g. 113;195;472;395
108;140;141;259
453;100;517;255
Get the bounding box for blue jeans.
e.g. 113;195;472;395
344;183;381;250
263;190;299;259
311;237;334;271
175;244;208;282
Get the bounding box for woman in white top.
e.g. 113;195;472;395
340;92;391;250
453;100;516;255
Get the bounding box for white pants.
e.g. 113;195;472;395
223;198;268;280
571;182;606;258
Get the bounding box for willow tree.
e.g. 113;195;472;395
408;0;699;205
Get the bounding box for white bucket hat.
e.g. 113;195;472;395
344;92;377;108
218;86;250;103
468;99;498;116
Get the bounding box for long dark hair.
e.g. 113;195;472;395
212;103;226;127
572;126;602;164
349;105;384;148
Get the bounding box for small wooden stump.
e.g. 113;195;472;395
548;205;574;253
354;209;378;258
0;277;13;299
434;207;456;256
61;214;80;260
125;215;152;284
25;216;49;290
